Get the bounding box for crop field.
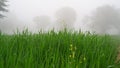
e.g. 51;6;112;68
0;30;120;68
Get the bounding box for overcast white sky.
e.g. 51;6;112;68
8;0;120;21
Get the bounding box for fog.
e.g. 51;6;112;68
84;5;120;34
0;0;120;34
55;7;77;31
33;15;51;31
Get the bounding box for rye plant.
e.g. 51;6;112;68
0;29;119;68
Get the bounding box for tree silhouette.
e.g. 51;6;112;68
0;0;8;18
55;7;77;31
33;15;51;31
85;5;120;34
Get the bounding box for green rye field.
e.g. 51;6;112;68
0;29;120;68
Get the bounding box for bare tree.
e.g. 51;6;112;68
85;5;120;34
55;7;77;31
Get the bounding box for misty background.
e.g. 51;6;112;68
0;0;120;34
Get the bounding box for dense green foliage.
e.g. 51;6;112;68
0;30;119;68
